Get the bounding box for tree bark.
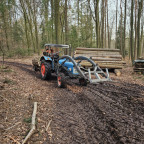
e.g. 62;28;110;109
107;1;110;48
33;0;39;55
65;0;68;54
123;0;127;59
51;0;54;43
115;0;118;49
94;0;100;48
137;0;143;58
134;0;137;60
101;0;104;48
120;0;123;55
54;0;61;49
130;0;134;62
19;0;30;54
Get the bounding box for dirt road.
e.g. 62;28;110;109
0;59;144;144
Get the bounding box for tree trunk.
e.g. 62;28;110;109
107;1;110;48
134;0;137;60
115;0;118;49
65;0;68;54
1;12;9;50
19;0;30;54
130;0;134;62
54;0;60;48
120;0;123;55
33;0;39;55
137;0;143;58
105;0;107;48
44;0;49;42
95;0;100;48
123;0;127;59
25;0;36;53
101;0;104;48
51;0;54;43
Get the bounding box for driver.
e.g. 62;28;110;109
45;45;54;55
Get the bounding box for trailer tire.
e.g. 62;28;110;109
40;60;51;80
79;78;87;86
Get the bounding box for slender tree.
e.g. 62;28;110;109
123;0;127;58
107;1;110;48
134;0;137;60
54;0;60;46
101;0;104;48
130;0;134;62
137;0;143;58
65;0;68;54
115;0;118;49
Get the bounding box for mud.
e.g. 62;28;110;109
0;60;144;144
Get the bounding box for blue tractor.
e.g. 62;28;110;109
32;44;111;88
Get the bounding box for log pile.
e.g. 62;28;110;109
134;57;144;74
75;47;126;69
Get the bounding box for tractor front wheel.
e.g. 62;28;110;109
40;60;51;80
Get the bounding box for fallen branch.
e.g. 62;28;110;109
46;119;52;132
6;122;21;131
22;102;37;144
6;135;20;144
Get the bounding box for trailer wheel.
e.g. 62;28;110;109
79;78;87;86
57;73;66;88
40;60;51;80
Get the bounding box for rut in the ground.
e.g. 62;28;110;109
1;61;144;144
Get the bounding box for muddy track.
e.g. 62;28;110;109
1;61;144;144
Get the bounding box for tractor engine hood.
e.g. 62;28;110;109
59;59;74;67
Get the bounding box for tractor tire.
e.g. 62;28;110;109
57;73;66;88
40;60;51;80
79;78;87;86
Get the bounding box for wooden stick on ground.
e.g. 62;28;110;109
6;135;20;144
22;102;37;144
6;122;21;131
46;119;52;132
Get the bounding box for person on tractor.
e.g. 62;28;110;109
45;45;54;55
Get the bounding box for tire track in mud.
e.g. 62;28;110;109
61;80;144;143
2;61;144;144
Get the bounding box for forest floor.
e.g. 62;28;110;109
0;57;144;144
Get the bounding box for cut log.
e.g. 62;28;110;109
98;65;123;69
76;47;121;52
75;54;122;59
134;68;144;70
76;50;120;55
92;58;122;61
80;61;125;66
75;47;125;70
114;69;121;76
80;63;123;69
94;61;126;64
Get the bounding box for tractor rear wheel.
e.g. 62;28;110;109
57;73;66;88
40;60;51;80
